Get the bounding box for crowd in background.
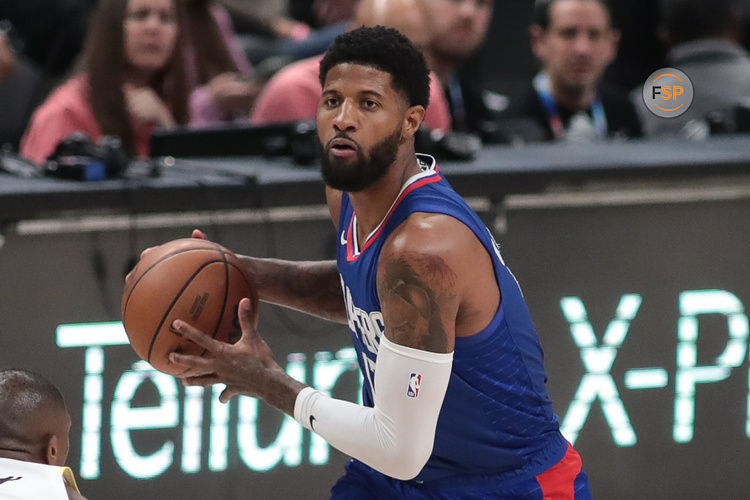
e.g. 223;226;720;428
2;0;750;166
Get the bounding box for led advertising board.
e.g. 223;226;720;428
1;192;748;499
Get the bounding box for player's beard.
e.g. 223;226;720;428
319;125;401;192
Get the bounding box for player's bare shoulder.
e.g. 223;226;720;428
375;213;477;353
380;213;500;343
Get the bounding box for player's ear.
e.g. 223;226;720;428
45;434;59;465
402;105;426;140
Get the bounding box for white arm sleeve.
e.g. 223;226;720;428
293;335;453;480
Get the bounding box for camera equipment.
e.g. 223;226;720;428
149;120;320;165
45;133;129;180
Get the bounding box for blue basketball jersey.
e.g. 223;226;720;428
336;154;569;485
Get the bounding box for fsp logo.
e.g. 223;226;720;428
642;68;693;118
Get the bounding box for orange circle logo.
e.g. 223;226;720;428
642;68;693;118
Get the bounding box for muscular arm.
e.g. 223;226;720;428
235;186;347;324
176;214;490;480
239;256;346;324
377;249;457;353
293;214;470;479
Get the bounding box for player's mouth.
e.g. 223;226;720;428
328;137;359;157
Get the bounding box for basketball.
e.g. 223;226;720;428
121;238;258;376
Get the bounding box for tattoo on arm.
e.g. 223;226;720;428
378;253;457;353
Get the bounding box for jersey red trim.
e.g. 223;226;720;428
346;173;442;262
535;443;583;499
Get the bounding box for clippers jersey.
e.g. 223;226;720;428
336;154;569;485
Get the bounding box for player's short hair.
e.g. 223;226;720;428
533;0;615;29
319;25;430;108
0;369;67;440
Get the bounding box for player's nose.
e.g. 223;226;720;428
333;100;358;132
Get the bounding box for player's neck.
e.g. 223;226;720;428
348;150;421;240
0;448;43;464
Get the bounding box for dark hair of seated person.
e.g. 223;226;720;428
81;0;191;155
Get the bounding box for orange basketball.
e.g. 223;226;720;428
121;238;257;376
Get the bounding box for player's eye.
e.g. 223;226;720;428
363;100;378;110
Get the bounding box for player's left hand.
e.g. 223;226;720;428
168;297;281;403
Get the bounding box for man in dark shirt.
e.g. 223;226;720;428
500;0;641;143
417;0;502;138
634;0;750;137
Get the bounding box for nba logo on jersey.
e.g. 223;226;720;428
407;373;422;398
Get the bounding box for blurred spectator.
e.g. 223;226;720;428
634;0;750;138
20;0;190;165
0;30;47;150
498;0;641;143
184;0;261;126
741;0;750;53
416;0;503;139
250;0;451;133
0;368;88;500
224;0;354;66
308;0;359;26
0;30;14;82
218;0;311;41
602;0;664;91
0;1;91;79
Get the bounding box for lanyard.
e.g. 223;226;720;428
446;76;467;130
532;72;608;140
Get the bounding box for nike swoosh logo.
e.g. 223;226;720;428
309;415;316;431
340;231;347;245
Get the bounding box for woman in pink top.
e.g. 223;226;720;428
20;0;190;165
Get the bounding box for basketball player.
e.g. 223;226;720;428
0;369;87;500
166;26;591;498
